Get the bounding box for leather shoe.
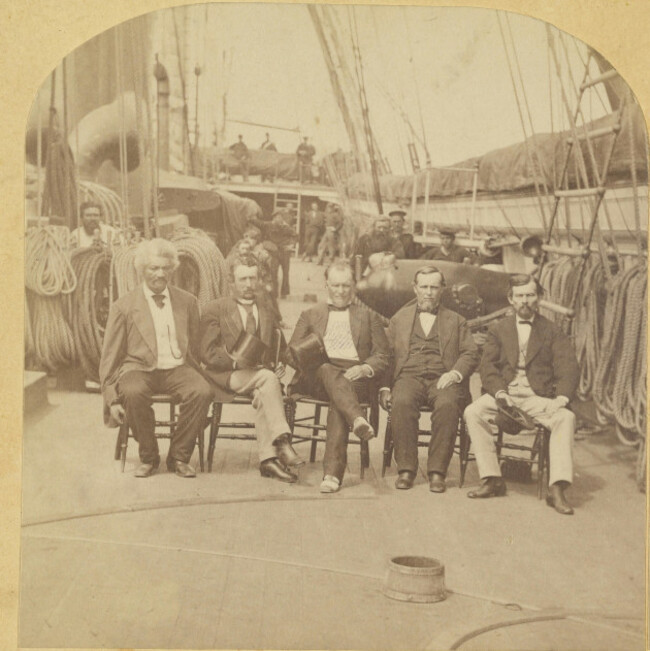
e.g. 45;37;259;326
428;472;446;493
166;458;196;478
260;458;298;483
395;470;415;490
546;483;574;515
274;434;305;467
135;462;158;478
467;476;507;498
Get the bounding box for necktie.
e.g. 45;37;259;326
152;293;165;309
328;304;350;312
417;306;438;315
241;303;257;335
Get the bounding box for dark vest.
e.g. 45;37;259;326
399;315;446;379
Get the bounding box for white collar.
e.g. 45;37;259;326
236;298;255;306
516;315;535;325
143;283;170;298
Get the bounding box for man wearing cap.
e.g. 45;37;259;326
229;134;250;182
289;260;390;493
464;274;579;514
353;215;405;274
296;136;316;183
420;229;470;263
388;209;420;259
99;238;213;478
199;255;303;483
379;265;479;493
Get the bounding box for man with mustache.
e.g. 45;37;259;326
464;274;579;514
380;265;479;492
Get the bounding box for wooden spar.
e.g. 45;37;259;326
36;93;42;217
469;164;479;240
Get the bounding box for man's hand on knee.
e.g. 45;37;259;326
343;364;373;382
110;403;125;424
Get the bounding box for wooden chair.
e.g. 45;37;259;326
286;394;380;479
381;406;471;485
114;393;205;472
207;395;294;472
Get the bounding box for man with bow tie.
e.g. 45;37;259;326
380;265;479;493
199;255;303;483
99;238;213;478
289;260;390;493
464;274;579;514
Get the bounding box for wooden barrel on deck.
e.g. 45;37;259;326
383;556;446;603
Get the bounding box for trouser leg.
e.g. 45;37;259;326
229;368;290;462
390;376;427;474
279;249;291;296
518;396;575;485
426;382;464;476
118;370;159;465
315;363;365;425
323;407;350;480
162;365;213;463
464;393;501;479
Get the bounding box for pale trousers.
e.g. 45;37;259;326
464;393;575;485
228;368;291;462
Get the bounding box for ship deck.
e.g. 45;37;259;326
19;261;647;650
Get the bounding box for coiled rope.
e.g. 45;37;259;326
25;226;77;372
70;247;112;381
169;227;229;307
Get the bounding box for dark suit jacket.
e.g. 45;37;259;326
99;285;202;427
385;302;479;387
288;302;390;393
480;314;579;400
199;296;287;400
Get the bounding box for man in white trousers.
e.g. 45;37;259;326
464;274;579;514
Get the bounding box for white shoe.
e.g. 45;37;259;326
320;475;341;493
352;416;374;441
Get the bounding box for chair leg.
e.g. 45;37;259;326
360;440;369;479
285;400;296;441
459;421;469;488
197;427;205;473
208;403;222;473
537;428;550;500
114;423;125;461
310;404;321;463
119;422;129;472
382;416;393;478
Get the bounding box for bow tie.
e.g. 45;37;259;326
328;304;351;312
417;306;438;315
151;293;166;309
518;320;533;326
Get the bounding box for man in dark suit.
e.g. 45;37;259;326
354;216;405;274
380;265;479;493
199;254;303;483
289;260;390;493
99;238;213;478
464;274;579;514
420;229;470;263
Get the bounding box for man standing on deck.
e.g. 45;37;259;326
229;134;250;182
316;203;344;265
302;202;325;262
289;260;389;493
380;265;479;493
296;136;316;184
200;255;303;483
99;238;213;478
260;132;277;182
464;274;579;514
353;215;405;273
420;228;470;263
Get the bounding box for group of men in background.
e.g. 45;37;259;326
100;235;578;515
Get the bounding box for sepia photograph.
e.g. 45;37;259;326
10;1;649;649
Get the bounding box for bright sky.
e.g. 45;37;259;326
139;4;613;175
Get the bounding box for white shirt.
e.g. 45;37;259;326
419;312;436;336
71;222;116;248
323;307;360;362
236;300;259;331
143;284;183;369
